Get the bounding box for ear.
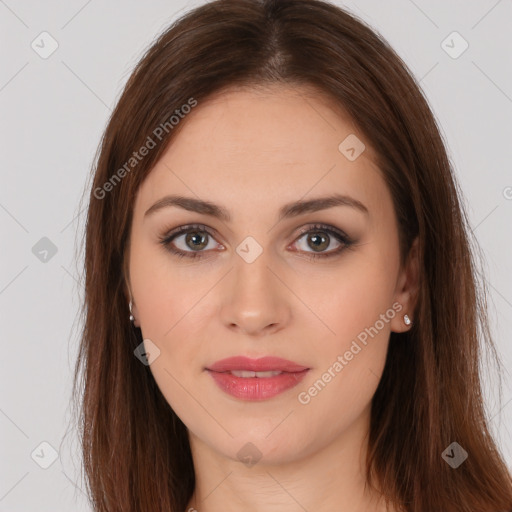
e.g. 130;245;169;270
123;244;141;328
129;297;141;328
390;236;420;333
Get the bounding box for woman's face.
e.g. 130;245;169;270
127;85;416;466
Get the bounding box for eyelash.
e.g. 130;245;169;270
158;223;354;261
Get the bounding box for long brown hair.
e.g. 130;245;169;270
72;0;512;510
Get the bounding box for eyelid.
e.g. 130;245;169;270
160;222;349;242
292;223;350;242
159;223;220;245
158;222;354;259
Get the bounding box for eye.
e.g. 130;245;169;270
158;224;221;259
290;223;354;260
158;223;354;260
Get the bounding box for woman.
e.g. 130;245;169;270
73;0;512;510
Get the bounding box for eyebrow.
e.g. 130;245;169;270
144;193;369;222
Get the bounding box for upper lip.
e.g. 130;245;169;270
206;356;309;373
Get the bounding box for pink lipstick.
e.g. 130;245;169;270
205;356;310;400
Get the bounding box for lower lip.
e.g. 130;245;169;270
206;369;309;400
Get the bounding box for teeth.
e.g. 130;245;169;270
230;370;283;378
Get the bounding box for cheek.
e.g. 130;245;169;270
292;252;397;399
295;286;392;436
296;257;397;344
129;241;194;333
129;245;210;412
129;242;217;380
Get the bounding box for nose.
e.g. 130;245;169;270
219;251;292;337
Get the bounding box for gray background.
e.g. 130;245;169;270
1;0;511;510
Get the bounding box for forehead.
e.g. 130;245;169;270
166;85;373;163
135;85;389;222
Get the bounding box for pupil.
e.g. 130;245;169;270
309;232;328;251
186;232;207;250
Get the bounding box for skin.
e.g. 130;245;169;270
126;85;419;512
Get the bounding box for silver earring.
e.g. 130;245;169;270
403;314;412;326
129;300;135;322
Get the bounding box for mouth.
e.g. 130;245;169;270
223;370;286;378
205;355;309;373
205;356;310;400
